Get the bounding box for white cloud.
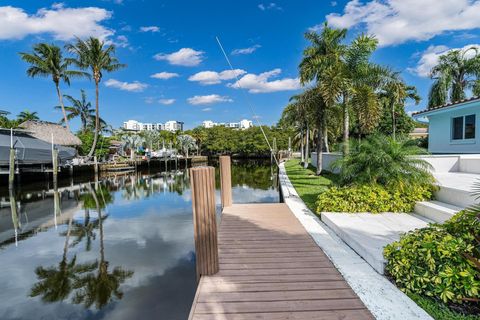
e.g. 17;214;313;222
409;44;480;77
140;26;160;32
0;5;113;41
325;0;480;46
105;79;148;92
229;69;301;93
188;69;246;85
231;45;261;55
114;35;129;48
187;94;233;105
202;107;212;112
158;98;175;105
153;48;204;66
150;72;179;80
258;3;282;11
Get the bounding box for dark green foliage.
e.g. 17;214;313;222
384;209;480;304
376;104;415;137
77;131;110;158
332;134;434;189
316;184;435;213
184;126;294;156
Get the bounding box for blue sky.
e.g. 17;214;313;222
1;0;480;130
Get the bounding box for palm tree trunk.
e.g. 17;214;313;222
300;128;305;164
343;95;349;154
88;81;100;158
323;117;329;153
56;84;70;131
316;114;323;176
392;102;396;140
304;124;309;169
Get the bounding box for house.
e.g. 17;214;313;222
412;97;479;154
18;120;82;147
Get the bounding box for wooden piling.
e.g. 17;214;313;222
52;148;59;185
190;166;219;278
219;156;232;208
8;148;15;187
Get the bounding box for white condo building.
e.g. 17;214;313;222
123;120;182;132
202;119;253;130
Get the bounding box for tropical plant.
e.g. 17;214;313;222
316;183;434;213
177;134;196;158
428;47;480;108
121;134;144;160
378;71;420;140
57;90;95;131
332;134;434;189
384;209;480;304
66;37;125;157
17;110;39;122
19;43;87;131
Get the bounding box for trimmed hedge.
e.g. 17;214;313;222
384;209;480;304
316;184;435;213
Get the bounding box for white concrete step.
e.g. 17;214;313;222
321;212;429;274
414;200;463;223
433;172;479;208
435;185;476;208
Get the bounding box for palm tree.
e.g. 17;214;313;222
428;47;480;107
121;135;144;160
66;37;126;157
177;134;196;158
19;43;87;131
17;110;39;122
380;73;420;140
332;135;433;189
56;90;95;131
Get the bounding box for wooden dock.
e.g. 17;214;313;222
188;203;374;320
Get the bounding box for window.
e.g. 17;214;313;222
465;115;476;139
452;114;476;140
452;116;464;140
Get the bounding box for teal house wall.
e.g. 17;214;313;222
413;98;479;154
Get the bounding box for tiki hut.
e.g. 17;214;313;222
18;120;82;146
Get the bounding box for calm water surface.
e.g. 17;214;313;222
0;160;279;320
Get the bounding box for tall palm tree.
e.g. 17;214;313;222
428;47;480;108
66;37;125;157
177;134;197;158
380;72;420;140
19;43;87;131
56;90;95;131
17;110;39;122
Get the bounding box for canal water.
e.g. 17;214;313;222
0;160;279;320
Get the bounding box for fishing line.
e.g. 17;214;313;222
215;36;279;167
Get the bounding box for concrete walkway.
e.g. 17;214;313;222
279;163;433;320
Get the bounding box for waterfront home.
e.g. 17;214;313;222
413;97;479;154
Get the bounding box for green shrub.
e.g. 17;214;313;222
316;184;434;213
332;134;434;189
384;209;480;304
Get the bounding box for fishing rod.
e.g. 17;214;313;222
215;36;279;167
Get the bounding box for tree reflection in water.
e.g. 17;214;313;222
30;182;133;310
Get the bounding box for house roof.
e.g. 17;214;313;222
18;120;82;146
412;96;480;117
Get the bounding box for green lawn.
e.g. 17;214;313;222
284;159;337;212
408;293;480;320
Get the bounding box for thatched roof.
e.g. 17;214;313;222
19;120;82;146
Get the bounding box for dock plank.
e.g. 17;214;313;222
188;203;373;320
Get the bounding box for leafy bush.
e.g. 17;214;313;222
316;184;434;213
332;134;434;189
384;209;480;304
